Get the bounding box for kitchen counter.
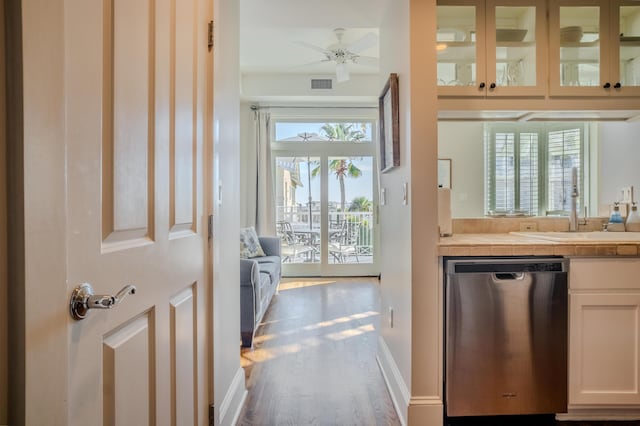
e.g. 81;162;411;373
438;233;640;257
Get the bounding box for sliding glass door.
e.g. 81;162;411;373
272;117;378;277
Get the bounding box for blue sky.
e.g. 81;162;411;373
275;121;375;205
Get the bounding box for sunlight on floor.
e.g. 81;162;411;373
278;279;337;291
325;324;375;341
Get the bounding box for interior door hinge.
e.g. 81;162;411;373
208;214;213;241
208;20;214;52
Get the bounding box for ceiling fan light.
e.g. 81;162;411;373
336;62;349;82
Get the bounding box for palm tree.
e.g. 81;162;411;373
310;124;364;219
348;196;372;212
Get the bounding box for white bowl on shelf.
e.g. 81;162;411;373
560;26;583;43
496;28;527;42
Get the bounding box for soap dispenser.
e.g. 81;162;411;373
608;202;626;232
626;202;640;232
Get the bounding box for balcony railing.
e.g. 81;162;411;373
276;207;374;262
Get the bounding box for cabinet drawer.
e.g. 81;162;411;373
570;258;640;290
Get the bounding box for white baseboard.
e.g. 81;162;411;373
377;336;410;426
218;367;247;426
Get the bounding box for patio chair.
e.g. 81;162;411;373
276;221;316;262
329;221;360;263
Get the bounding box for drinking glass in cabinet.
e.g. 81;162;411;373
495;6;537;87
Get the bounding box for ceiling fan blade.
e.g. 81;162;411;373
289;59;331;70
293;40;330;55
335;62;350;82
345;32;378;54
352;55;379;67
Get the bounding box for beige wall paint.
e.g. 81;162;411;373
408;0;441;421
0;0;8;422
378;0;442;424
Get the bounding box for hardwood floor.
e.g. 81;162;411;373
237;277;401;426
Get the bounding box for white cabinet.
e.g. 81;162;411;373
437;0;547;97
569;258;640;411
549;0;640;96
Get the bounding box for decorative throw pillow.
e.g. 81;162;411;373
240;226;266;258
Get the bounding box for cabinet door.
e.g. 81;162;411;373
610;0;640;96
437;0;487;96
569;292;640;405
549;0;611;96
486;0;547;96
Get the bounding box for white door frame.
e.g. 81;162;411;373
270;108;380;277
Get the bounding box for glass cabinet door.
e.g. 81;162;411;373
437;1;486;96
612;1;640;95
437;0;545;97
487;0;546;96
549;0;610;96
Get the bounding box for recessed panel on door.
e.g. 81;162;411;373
102;0;155;247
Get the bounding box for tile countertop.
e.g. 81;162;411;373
438;233;640;257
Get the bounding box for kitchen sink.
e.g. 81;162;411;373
511;231;640;242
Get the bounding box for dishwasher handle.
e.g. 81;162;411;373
493;272;525;281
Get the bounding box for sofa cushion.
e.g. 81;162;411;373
240;226;265;258
257;260;280;285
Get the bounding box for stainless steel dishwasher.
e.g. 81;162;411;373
445;257;568;417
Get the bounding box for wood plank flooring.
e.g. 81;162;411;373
237;277;401;426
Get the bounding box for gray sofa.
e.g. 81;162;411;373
240;236;281;348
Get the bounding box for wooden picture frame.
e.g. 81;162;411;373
379;73;399;173
438;158;452;189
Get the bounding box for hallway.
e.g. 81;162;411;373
237;277;401;425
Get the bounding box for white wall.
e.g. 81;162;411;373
213;0;247;424
598;122;640;212
377;3;412;422
239;102;255;228
437;122;485;217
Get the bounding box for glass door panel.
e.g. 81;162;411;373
495;6;537;87
619;5;640;87
326;156;374;266
437;5;478;87
559;6;601;87
275;156;321;265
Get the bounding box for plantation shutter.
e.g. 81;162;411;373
518;132;539;216
547;128;581;213
490;132;516;213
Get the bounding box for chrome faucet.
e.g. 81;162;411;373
569;167;579;232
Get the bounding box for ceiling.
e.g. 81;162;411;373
239;0;390;76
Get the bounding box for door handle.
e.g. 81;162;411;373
70;283;137;320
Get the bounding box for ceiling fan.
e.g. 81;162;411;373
294;28;379;82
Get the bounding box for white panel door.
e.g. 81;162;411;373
64;0;209;424
569;292;640;406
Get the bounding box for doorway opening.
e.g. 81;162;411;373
271;116;379;277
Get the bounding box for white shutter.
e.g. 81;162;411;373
547;128;581;213
519;132;539;216
492;132;515;213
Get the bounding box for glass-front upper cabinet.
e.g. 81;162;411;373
549;0;640;96
437;0;546;97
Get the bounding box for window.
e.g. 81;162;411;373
485;123;586;216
